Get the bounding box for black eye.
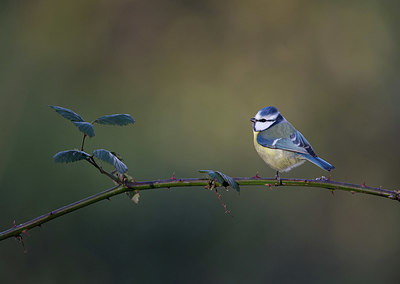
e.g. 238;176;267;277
259;119;274;122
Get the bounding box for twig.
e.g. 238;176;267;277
0;185;122;241
0;176;398;242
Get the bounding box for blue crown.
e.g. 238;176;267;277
259;106;278;116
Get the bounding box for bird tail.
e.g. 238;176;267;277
300;154;335;171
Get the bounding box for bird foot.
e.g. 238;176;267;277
275;171;282;186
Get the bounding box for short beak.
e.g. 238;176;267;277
250;117;256;123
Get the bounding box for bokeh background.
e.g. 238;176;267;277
1;0;400;283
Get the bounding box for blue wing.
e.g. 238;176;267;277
298;154;335;171
257;129;316;157
256;124;335;171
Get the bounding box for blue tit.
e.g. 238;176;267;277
250;106;335;177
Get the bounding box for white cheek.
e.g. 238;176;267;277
255;121;274;131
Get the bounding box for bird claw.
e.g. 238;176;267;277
315;176;328;181
275;171;282;185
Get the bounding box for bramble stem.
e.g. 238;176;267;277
0;176;398;242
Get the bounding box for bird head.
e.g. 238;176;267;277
250;106;283;132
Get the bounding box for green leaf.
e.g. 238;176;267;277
73;122;95;137
199;170;225;184
216;171;240;193
93;114;135;126
49;106;84;122
53;150;90;163
93;149;128;173
199;170;240;193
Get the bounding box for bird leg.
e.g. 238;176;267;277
275;171;282;186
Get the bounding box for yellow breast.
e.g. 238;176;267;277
253;132;305;172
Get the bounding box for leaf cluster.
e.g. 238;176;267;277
50;106;134;174
49;106;134;137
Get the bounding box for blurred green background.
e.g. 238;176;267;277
1;0;400;283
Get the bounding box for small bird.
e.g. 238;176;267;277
250;106;334;179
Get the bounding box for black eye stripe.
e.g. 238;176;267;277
258;119;275;122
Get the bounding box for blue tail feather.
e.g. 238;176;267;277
299;154;335;171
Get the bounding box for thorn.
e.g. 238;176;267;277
327;176;331;181
351;191;355;195
106;197;111;201
12;220;16;228
253;171;260;179
215;189;233;217
22;229;30;236
170;172;176;180
330;190;335;196
265;184;272;189
15;235;27;254
362;182;366;187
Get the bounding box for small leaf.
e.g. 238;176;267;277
49;106;84;122
199;170;240;193
94;114;135;126
131;191;140;204
199;170;225;185
93;149;128;173
73;122;95;137
54;150;90;163
216;171;240;193
126;190;140;204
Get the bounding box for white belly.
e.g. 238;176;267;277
253;132;305;172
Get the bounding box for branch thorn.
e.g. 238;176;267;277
215;189;233;217
170;172;176;180
253;171;260;179
15;235;27;253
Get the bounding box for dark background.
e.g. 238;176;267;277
1;1;400;283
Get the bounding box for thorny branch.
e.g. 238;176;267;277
1;165;399;246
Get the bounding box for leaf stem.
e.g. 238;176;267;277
81;134;87;151
86;157;122;184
